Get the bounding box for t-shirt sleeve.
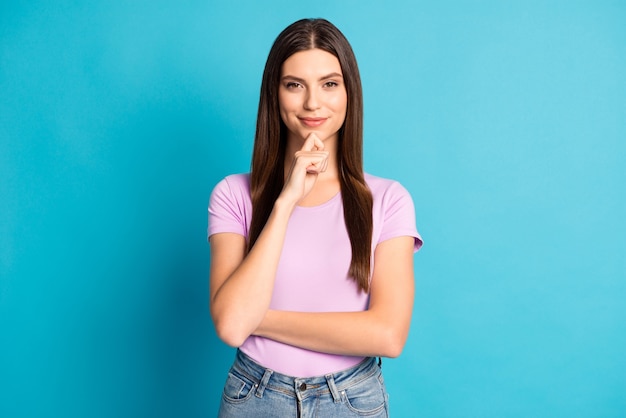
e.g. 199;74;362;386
207;176;249;240
378;182;423;252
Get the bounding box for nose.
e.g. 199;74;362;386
304;89;320;110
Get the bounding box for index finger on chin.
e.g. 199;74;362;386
300;132;323;152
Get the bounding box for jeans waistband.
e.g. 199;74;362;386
231;349;381;402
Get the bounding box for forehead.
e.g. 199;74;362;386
281;48;342;77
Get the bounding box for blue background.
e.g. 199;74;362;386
1;1;624;417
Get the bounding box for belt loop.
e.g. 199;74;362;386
325;374;341;403
255;368;273;398
378;357;382;368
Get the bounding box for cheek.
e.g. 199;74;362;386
329;93;348;114
278;95;299;117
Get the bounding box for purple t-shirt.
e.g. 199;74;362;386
208;173;422;377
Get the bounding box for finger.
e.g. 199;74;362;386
311;135;324;152
305;156;323;173
300;133;317;152
320;156;329;172
300;132;324;152
311;151;329;173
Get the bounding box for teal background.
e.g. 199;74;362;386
1;1;624;417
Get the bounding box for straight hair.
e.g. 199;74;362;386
248;18;374;293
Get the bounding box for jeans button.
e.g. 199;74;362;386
299;383;307;391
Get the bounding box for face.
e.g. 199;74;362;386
278;48;348;145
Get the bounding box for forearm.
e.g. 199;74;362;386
254;308;410;358
210;198;295;346
252;236;416;357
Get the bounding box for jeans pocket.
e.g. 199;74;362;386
342;371;388;416
222;372;255;404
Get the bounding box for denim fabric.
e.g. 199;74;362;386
218;349;390;417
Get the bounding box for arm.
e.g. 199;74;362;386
209;134;329;347
209;201;294;347
253;235;415;358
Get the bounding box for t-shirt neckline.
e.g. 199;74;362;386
295;191;341;210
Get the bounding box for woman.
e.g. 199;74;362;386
208;18;422;417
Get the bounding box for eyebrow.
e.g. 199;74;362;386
281;72;344;83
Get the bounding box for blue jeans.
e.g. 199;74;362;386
218;350;390;417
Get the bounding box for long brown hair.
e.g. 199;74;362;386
248;18;374;292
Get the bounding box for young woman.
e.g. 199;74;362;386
208;18;422;417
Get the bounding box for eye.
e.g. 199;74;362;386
285;81;302;89
323;81;339;88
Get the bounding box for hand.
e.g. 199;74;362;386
281;133;329;205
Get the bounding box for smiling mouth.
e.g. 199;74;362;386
299;117;327;127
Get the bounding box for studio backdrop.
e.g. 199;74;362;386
1;1;624;417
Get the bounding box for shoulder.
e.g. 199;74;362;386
365;172;416;221
208;173;252;237
365;173;422;250
209;173;252;213
364;173;412;200
211;173;250;199
219;173;250;192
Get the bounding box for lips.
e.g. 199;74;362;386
299;117;327;127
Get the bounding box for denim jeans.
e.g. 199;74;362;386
218;350;390;417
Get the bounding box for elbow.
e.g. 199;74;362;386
383;341;405;358
380;327;408;358
211;311;250;348
218;333;247;348
213;319;249;348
